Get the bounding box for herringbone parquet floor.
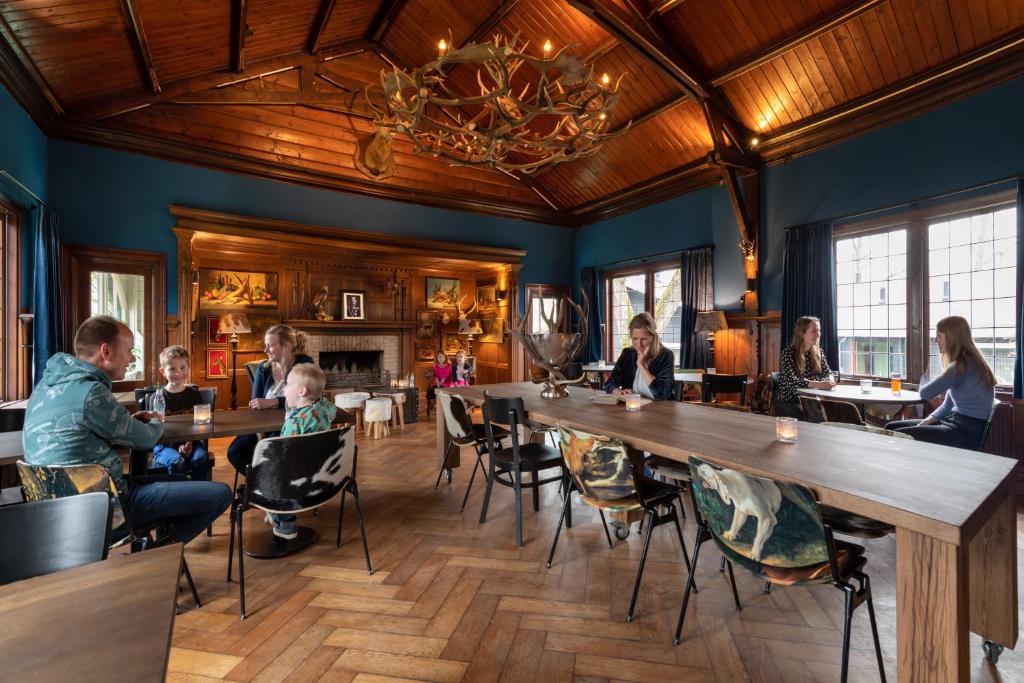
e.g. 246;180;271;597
166;421;1024;682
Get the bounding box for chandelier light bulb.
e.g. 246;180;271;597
437;39;447;56
601;73;610;86
543;40;552;55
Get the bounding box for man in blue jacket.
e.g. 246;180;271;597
23;315;231;544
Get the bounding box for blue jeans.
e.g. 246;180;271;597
885;413;989;450
124;479;232;544
153;442;210;481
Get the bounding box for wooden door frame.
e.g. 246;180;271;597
62;244;166;390
0;198;20;400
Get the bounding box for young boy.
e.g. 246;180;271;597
269;363;337;539
152;345;211;481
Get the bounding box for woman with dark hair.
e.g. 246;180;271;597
227;323;313;475
885;316;996;449
605;312;675;400
774;316;835;418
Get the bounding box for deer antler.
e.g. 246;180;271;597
458;294;478;318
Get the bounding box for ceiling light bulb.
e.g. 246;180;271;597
598;113;607;120
749;137;759;147
543;40;552;54
601;73;610;85
437;39;447;55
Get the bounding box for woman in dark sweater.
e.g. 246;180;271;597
774;316;835;418
605;312;676;401
227;323;313;474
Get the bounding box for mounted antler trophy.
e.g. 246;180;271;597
512;289;589;399
457;295;482;335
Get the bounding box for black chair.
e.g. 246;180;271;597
701;374;748;405
821;398;864;425
0;493;113;585
546;425;692;622
799;395;827;423
435;392;508;511
228;426;371;619
478;393;566;546
244;360;263;387
0;408;26;505
0;407;25;432
676;457;885;682
17;461;202;608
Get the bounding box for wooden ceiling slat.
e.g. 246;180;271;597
970;0;994;44
814;31;856;102
872;2;914;80
803;36;849;105
792;44;835;111
839;19;884;92
903;0;945;68
858;6;900;83
924;0;960;63
766;56;810;120
888;0;929;73
946;0;979;53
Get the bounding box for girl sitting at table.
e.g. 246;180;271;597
885;315;996;449
453;350;472;387
605;312;675;400
427;351;453;407
774;315;835;418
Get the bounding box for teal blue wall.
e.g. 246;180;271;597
0;84;47;308
575;75;1024;313
46;139;575;312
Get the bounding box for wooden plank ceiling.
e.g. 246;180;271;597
1;0;1022;226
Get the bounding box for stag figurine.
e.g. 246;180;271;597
512;289;589;398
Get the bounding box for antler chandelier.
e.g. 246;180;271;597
362;35;627;176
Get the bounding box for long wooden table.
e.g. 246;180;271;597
0;408;286;467
0;543;182;682
439;382;1019;681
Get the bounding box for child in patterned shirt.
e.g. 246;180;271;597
268;363;337;539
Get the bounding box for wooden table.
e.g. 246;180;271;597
440;382;1018;681
0;543;181;682
0;409;286;467
798;384;925;419
1;391;137;411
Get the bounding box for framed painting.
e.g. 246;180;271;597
426;277;460;309
207;316;227;345
342;291;365;320
415;341;437;361
417;309;439;339
207;349;229;379
479;318;504;343
199;269;279;308
444;334;466;355
235;316;278;352
476;285;497;315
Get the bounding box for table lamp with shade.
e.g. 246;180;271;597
694;310;728;371
217;312;251;410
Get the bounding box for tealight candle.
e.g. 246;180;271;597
776;416;798;443
193;403;212;425
624;395;642;412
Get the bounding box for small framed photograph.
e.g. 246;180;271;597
207;316;227;345
342;291;365;320
207;349;228;379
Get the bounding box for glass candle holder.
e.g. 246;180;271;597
890;373;902;396
624;395;643;412
776;416;798;443
193;403;212;425
860;379;873;394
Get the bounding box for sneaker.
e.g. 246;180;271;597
272;515;298;540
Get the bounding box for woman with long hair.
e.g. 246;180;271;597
774;316;835;418
605;312;676;400
227;323;314;475
886;316;996;449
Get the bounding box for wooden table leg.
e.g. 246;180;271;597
896;528;969;682
968;481;1018;651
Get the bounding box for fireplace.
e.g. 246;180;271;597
319;350;389;389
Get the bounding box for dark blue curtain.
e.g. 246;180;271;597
33;206;62;384
1014;176;1024;398
782;221;838;370
679;245;713;368
580;267;604;363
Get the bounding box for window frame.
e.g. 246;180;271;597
602;259;680;361
834;189;1017;388
0;198;20;401
62;244;166;390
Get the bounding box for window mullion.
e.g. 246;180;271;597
908;219;927;383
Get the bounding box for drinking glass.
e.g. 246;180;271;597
148;392;166;422
859;379;873;394
890;373;902;396
829;371;839;386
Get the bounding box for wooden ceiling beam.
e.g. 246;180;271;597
367;0;409;43
710;0;886;86
119;0;160;93
232;0;249;72
0;13;62;115
460;0;522;47
307;0;339;53
650;0;687;14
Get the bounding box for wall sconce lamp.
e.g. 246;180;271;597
495;287;508;302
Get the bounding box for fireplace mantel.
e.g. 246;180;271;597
285;320;416;331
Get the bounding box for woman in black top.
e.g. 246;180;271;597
774;316;835;418
227;323;313;474
605;312;675;401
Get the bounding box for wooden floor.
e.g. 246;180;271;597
165;421;1024;682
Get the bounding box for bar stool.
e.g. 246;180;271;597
373;390;405;429
364;397;392;439
335;392;371;433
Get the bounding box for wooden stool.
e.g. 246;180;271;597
374;391;406;429
335;392;371;433
364;397;392;439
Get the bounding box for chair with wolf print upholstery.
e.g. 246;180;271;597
675;456;885;683
546;425;693;623
227;426;371;619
